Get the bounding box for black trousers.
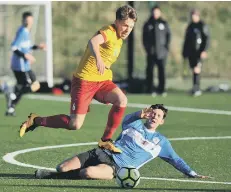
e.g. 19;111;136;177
10;70;37;108
188;56;201;69
146;55;166;93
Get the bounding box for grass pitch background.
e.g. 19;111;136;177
0;93;231;192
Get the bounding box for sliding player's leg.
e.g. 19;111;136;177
19;77;93;137
95;81;127;153
56;155;82;172
81;164;114;180
35;148;115;180
57;148;116;179
35;164;114;180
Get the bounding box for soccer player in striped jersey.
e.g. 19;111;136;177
35;104;210;180
20;5;137;153
5;11;46;116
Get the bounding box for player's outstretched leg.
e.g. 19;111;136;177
19;114;73;137
19;113;87;138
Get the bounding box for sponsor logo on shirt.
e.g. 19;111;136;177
159;23;165;30
122;128;161;155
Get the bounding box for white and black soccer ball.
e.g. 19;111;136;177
116;166;141;188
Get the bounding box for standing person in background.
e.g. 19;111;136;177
143;5;171;97
5;11;46;116
182;9;210;97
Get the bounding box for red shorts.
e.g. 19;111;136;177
70;76;117;114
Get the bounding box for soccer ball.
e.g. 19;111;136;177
116;166;141;188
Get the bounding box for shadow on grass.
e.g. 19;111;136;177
1;183;230;192
0;173;34;179
0;174;230;192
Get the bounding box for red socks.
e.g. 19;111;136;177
34;114;70;129
34;105;125;138
102;105;126;141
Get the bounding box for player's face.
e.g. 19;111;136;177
146;109;165;129
24;16;34;28
153;8;161;20
115;18;135;40
192;14;200;23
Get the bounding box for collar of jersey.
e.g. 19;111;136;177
143;125;156;133
22;26;30;33
109;24;116;32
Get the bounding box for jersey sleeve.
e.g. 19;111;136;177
158;138;197;177
11;28;25;51
122;111;143;130
99;26;114;43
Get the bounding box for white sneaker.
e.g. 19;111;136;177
151;92;157;97
193;90;202;97
160;92;167;97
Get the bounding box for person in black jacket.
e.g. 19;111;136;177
182;9;210;96
143;5;171;97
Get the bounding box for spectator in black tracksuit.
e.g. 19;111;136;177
143;5;171;97
182;9;210;96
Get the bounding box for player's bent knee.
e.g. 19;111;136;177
69;121;83;130
31;81;40;92
56;164;64;172
117;95;127;107
56;163;73;172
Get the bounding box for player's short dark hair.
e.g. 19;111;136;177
151;4;161;12
191;8;200;16
150;104;168;119
22;11;33;20
116;5;137;22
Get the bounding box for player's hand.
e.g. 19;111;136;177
24;53;36;64
140;107;154;119
96;57;105;75
38;43;47;50
200;51;207;59
194;65;201;74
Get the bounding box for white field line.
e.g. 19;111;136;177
2;139;231;185
142;176;231;185
1;94;231;115
25;94;231;115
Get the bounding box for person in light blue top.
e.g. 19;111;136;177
34;104;211;180
5;11;46;116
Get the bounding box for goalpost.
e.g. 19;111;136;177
0;1;53;87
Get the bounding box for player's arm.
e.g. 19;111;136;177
182;25;190;59
165;22;171;51
122;107;153;130
11;29;35;63
199;24;210;59
88;33;106;75
31;43;46;50
158;139;211;178
142;23;150;54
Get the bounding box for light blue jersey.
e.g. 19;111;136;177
110;111;196;177
11;26;32;72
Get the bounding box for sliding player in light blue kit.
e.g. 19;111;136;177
35;104;210;180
